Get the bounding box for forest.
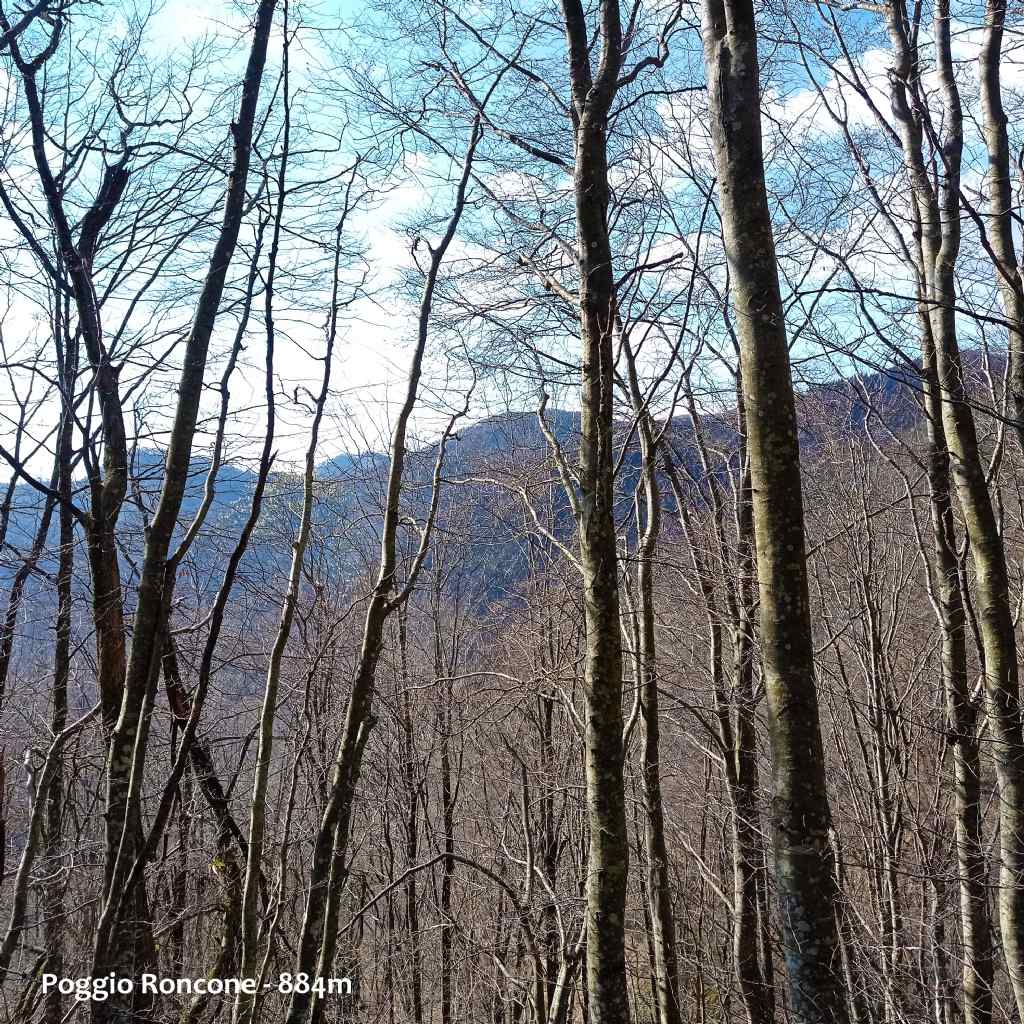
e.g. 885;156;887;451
1;0;1024;1021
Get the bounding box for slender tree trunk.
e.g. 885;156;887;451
621;335;683;1024
637;503;683;1024
729;520;774;1024
555;3;630;1019
930;877;957;1024
87;515;158;1021
921;318;992;1024
700;0;846;1016
42;339;74;1024
0;481;57;708
42;576;70;1024
885;2;1024;1011
829;828;869;1024
399;615;424;1024
731;463;775;1024
433;583;456;1024
281;127;479;1024
669;383;776;1023
236;154;332;1020
65;5;276;1012
978;0;1024;451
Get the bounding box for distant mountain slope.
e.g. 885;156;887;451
0;355;964;605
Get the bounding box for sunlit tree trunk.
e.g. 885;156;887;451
700;0;846;1015
885;2;1024;1011
979;0;1024;452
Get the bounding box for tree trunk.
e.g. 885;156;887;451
922;316;992;1024
730;452;776;1024
621;334;683;1024
700;0;846;1016
556;3;630;1019
42;340;75;1024
281;127;479;1024
978;0;1024;452
885;1;1024;1011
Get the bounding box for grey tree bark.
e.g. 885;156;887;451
883;1;1024;1011
920;315;992;1024
979;0;1024;452
621;334;683;1024
699;0;847;1017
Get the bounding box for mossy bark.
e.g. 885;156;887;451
699;0;846;1016
885;1;1024;1012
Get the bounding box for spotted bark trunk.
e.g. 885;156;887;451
885;1;1024;1012
699;0;846;1016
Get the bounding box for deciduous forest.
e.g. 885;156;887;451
2;0;1024;1021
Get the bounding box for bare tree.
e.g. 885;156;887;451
700;0;846;1016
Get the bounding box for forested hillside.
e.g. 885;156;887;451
1;0;1024;1022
